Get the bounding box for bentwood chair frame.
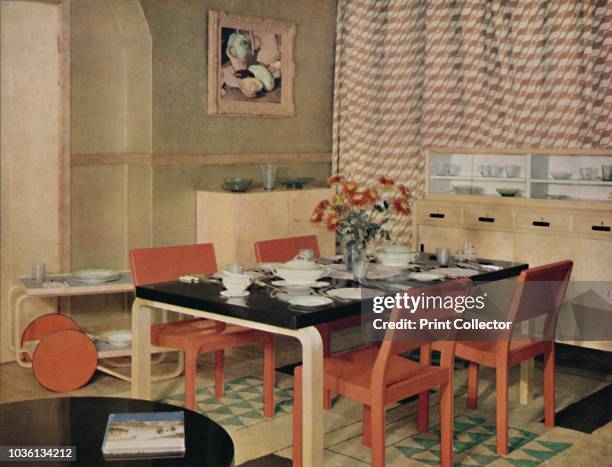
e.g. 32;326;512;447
456;260;573;455
130;243;275;415
293;278;473;467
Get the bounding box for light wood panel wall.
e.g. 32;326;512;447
0;1;70;362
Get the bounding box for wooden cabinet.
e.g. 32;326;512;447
197;188;335;268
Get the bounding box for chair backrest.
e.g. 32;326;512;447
506;260;573;340
130;243;218;286
254;235;321;263
373;278;473;386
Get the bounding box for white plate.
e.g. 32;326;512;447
378;260;414;268
409;272;444;282
326;288;363;300
288;295;333;307
100;330;132;348
429;268;479;278
271;280;330;289
221;290;250;298
73;269;120;284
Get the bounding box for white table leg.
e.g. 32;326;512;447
295;326;324;467
13;293;32;368
131;298;152;400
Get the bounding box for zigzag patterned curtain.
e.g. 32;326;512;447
332;0;611;243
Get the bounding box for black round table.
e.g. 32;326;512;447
0;397;234;466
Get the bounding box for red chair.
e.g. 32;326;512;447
456;260;573;455
254;235;320;264
254;235;359;408
293;278;473;467
130;243;275;415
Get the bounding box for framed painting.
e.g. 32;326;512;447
207;10;296;117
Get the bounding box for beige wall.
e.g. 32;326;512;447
140;0;337;155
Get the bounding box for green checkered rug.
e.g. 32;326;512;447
394;414;571;466
163;376;572;465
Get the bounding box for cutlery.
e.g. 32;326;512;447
314;288;351;303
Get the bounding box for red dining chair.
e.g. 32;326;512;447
130;243;275;415
456;260;573;455
254;235;359;408
293;278;473;467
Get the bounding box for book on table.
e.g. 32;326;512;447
101;411;185;459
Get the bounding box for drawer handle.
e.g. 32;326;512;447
533;221;550;227
592;225;611;232
429;213;445;219
478;216;495;223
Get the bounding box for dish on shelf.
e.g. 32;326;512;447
279;177;314;189
433;164;460;176
602;165;612;181
222;178;253;192
450;185;483;195
496;188;521;197
478;164;504;178
73;269;120;284
545;194;571;200
550;172;572;180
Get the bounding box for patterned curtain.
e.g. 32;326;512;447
332;0;611;243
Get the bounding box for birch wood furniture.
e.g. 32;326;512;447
415;147;612;402
293;279;473;467
130;255;526;466
197;187;335;269
130;243;275;414
456;260;573;455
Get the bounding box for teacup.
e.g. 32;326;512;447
222;273;252;295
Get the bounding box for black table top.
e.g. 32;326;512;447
0;397;233;467
136;254;528;330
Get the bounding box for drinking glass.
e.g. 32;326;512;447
353;257;369;282
436;248;450;267
32;262;46;281
580;168;594;180
260;164;278;190
298;249;315;261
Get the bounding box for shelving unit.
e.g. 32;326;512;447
427;149;612;202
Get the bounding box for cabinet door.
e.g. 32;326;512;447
513;233;576;269
235;191;290;267
288;188;335;256
417;225;470;253
573;214;612;237
516;211;571;233
463;206;514;228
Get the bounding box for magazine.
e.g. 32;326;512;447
101;411;185;459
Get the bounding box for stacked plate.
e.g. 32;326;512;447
376;245;418;268
73;269;120;284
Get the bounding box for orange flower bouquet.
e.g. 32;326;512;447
311;175;412;262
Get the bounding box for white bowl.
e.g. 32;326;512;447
106;330;132;347
550;171;572;180
273;265;329;283
377;250;418;266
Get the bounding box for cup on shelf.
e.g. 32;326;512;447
602;165;612;182
449;164;460;176
434;164;450;176
505;165;521;178
260;164;278;190
32;262;46;282
579;167;595;181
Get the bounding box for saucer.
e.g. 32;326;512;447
289;295;333;307
271;280;330;289
221;290;250;298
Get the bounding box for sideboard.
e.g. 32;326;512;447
415;147;612;352
196;187;335;268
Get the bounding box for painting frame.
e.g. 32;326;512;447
207;10;296;118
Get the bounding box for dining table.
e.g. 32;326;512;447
131;253;528;466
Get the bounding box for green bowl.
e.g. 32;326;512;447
222;178;253;192
279;177;315;189
496;188;521;197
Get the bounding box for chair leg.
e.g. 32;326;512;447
214;349;224;398
371;402;386;467
544;346;555;427
440;381;454;467
184;350;198;411
320;326;332;410
292;366;303;467
496;364;509;455
363;405;372;447
417;391;430;432
467;362;479;409
263;335;275;418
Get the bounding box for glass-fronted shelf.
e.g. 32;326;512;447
428;150;612;202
